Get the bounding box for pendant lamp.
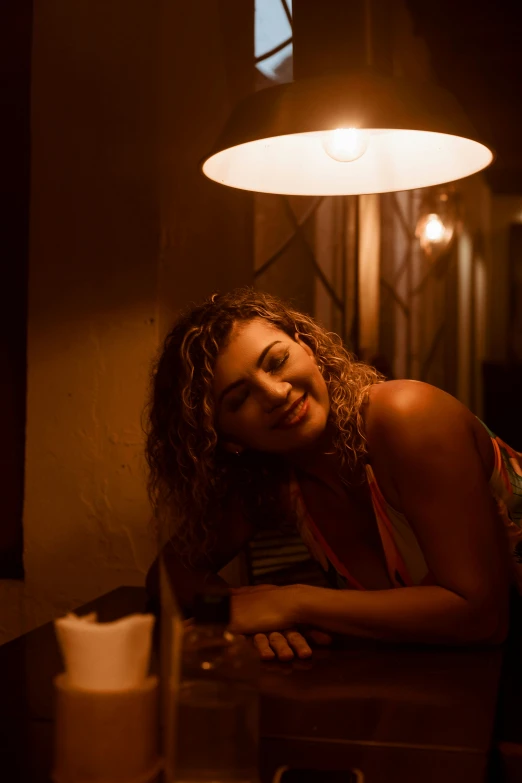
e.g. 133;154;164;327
201;0;494;196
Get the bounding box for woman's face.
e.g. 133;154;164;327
213;319;330;455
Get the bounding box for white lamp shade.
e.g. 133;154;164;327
201;72;494;196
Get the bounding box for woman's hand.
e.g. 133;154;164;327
230;586;333;660
228;583;299;634
184;585;332;661
250;627;333;661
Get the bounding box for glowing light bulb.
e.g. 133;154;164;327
424;214;446;242
415;206;455;261
322;128;370;162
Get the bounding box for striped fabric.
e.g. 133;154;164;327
246;528;329;587
289;421;522;593
246;420;522;594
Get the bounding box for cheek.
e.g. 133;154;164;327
309;363;326;393
220;401;261;436
314;373;330;410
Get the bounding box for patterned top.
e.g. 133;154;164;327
290;422;522;592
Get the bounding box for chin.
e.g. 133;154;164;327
278;420;328;454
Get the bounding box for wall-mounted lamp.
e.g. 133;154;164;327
415;187;458;261
201;1;494;196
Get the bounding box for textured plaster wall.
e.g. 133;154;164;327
0;1;160;645
0;1;253;645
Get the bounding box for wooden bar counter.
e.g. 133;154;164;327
0;587;505;783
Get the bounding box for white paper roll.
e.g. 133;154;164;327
54;612;155;691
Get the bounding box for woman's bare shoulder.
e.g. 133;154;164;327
369;378;460;407
367;379;470;423
365;380;476;456
363;379;495;486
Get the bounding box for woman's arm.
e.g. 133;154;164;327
230;382;511;645
148;514;332;659
230;579;507;644
291;583;506;644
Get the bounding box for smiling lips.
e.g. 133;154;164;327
274;393;309;429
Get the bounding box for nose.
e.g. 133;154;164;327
256;379;292;412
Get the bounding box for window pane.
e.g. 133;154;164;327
255;0;292;59
255;0;292;83
256;42;292;82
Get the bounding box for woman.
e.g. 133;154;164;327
146;288;522;660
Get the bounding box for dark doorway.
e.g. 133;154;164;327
0;1;32;578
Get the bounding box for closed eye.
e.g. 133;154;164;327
226;350;290;412
267;351;289;373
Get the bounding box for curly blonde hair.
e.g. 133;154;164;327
145;288;383;563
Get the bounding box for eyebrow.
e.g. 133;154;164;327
218;340;282;404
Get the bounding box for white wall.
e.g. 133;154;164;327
0;1;160;645
0;0;253;645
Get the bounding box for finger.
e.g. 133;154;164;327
268;631;295;661
253;633;276;660
283;630;312;659
306;629;333;646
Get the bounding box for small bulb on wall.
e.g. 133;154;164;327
415;187;458;261
322;128;370;162
416;211;454;259
423;214;446;242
